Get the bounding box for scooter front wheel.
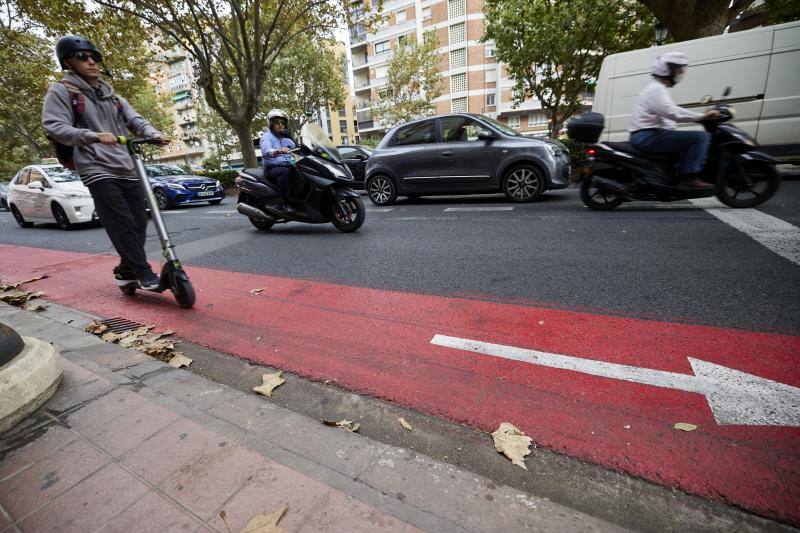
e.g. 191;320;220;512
331;196;365;232
171;275;196;309
717;160;779;208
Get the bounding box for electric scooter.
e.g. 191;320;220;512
114;136;196;308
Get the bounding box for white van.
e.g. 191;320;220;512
592;21;800;162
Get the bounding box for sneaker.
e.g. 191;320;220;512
679;177;714;190
113;265;137;286
137;270;161;291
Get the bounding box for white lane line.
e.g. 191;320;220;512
163;210;188;214
690;198;800;266
203;210;239;214
367;208;393;212
443;207;514;212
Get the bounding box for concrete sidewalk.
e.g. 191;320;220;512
0;302;623;532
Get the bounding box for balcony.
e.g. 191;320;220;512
357;120;374;129
357;109;373;122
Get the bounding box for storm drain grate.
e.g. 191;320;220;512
99;317;146;334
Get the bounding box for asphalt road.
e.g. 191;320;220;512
2;180;799;334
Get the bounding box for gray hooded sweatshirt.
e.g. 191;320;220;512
42;73;163;185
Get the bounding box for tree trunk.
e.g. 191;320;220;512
549;121;562;139
234;122;258;168
639;0;754;41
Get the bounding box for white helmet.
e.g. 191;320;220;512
651;52;689;77
267;108;289;123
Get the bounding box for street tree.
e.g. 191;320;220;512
483;0;654;138
196;103;238;170
86;0;368;168
255;35;347;134
376;31;442;127
637;0;756;41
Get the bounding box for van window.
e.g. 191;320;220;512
393;121;435;146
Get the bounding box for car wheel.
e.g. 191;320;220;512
502;164;544;203
51;203;72;230
10;204;33;228
367;175;397;206
154;188;170;210
208;199;222;205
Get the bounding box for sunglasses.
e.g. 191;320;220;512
272;119;287;125
71;51;102;63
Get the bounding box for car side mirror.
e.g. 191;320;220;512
477;130;495;141
700;95;713;104
350;153;366;161
28;180;44;190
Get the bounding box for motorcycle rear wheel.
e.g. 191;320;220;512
581;173;625;210
717;160;779;208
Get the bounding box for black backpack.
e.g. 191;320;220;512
50;79;123;169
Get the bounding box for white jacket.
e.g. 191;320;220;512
629;81;703;132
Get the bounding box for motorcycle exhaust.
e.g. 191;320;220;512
592;176;628;195
237;203;274;222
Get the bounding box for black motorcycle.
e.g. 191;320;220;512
236;123;366;232
568;87;780;210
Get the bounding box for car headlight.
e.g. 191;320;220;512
167;183;186;190
215;180;222;188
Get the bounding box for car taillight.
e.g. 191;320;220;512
585;148;597;156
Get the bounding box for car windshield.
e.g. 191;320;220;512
479;116;522;137
301;123;344;163
146;165;187;177
43;166;81;182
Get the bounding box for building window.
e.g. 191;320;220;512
486;93;496;107
451;97;468;113
450;73;467;93
422;6;431;20
375;65;388;79
396;9;406;24
448;0;466;19
338;108;346;117
375;40;390;54
398;33;414;47
508;116;520;129
340;119;348;133
485;69;497;83
485;45;495;58
528;113;547;127
450;47;466;69
448;22;465;45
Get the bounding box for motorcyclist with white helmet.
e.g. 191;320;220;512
629;52;720;189
259;108;296;213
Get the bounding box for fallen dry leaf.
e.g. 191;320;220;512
322;419;361;432
674;422;698;432
241;505;287;533
219;510;233;533
491;422;532;469
0;275;48;292
399;417;413;431
253;372;285;397
168;353;193;368
25;303;48;312
100;331;122;342
250;287;266;294
0;290;44;306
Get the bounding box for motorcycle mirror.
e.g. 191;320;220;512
700;95;713;104
722;86;732;97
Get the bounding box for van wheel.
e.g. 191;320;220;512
52;203;72;230
502;165;544;202
10;205;33;228
367;175;397;206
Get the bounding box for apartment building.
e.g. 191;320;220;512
317;42;360;146
150;48;210;170
349;0;589;140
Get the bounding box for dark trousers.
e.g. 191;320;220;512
630;128;711;174
87;178;150;276
265;165;291;204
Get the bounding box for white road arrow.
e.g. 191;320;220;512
430;334;800;427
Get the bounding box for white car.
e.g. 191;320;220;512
7;164;97;229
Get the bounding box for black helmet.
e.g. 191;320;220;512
55;35;103;70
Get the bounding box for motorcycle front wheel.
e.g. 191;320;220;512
331;196;365;233
717;159;780;208
580;173;625;210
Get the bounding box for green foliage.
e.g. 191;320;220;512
377;31;443;127
203;169;239;188
358;137;380;149
638;0;755;41
255;36;346;133
484;0;654;137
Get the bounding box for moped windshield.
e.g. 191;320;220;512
301;123;344;164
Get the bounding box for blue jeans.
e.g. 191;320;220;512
264;165;291;204
630;129;710;174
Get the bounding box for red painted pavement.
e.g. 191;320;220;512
2;244;799;524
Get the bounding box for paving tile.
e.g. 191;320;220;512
300;491;422;533
122;418;226;485
57;386;150;436
17;463;149;532
43;362;116;415
143;370;247;412
159;442;268;518
206;460;331;530
0;419;78;482
120;358;174;379
95;491;200;533
0;438;109;521
82;401;180;457
60;341;150;372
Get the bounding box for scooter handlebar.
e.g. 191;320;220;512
117;136;169;147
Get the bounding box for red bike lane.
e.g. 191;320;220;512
2;244;799;525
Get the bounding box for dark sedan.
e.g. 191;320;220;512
364;113;571;205
337;145;373;189
144;164;225;210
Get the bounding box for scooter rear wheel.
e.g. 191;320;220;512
119;285;137;296
581;174;625;210
717;160;779;208
172;277;196;309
